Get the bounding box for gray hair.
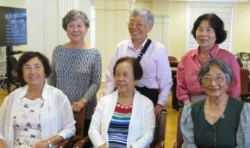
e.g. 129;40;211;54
198;59;232;85
62;9;90;30
130;8;154;25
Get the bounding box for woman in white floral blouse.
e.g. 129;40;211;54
0;52;75;148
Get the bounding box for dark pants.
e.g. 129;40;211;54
135;86;159;106
135;86;162;148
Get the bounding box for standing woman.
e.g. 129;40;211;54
177;13;240;105
49;10;102;135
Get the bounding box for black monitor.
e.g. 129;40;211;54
0;6;27;46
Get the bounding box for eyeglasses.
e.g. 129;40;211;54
202;76;227;84
127;22;144;28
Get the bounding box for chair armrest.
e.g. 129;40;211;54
57;138;71;148
73;136;90;148
57;136;82;148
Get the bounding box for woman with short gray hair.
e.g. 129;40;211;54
49;9;102;139
181;58;250;147
62;9;90;30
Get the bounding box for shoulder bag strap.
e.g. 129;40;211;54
137;39;152;62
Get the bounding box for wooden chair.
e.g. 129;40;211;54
151;109;167;148
168;56;180;110
57;108;86;148
240;68;250;102
173;111;183;148
168;56;178;62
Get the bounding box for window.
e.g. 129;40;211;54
186;2;235;52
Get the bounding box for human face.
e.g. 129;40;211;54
201;65;229;98
66;17;88;44
114;61;136;95
128;15;152;42
22;57;46;87
195;20;216;50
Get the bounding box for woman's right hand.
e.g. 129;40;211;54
72;100;86;112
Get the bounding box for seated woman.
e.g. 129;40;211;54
0;52;75;148
180;58;250;148
88;57;155;148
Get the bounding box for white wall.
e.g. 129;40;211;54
26;0;92;61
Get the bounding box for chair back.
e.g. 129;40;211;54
240;68;250;101
151;109;167;148
173;111;183;148
75;108;86;136
57;108;86;148
168;56;178;62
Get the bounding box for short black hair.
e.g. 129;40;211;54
113;57;143;80
17;52;51;82
191;13;227;44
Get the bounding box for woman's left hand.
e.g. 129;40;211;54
154;104;163;120
33;140;48;148
72;100;85;112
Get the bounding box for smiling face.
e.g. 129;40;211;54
66;17;88;44
22;57;45;87
195;20;216;51
114;61;136;95
128;14;152;43
201;65;229;98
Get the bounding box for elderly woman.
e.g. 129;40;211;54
0;52;75;148
104;8;172;118
89;57;155;148
49;9;102;135
177;13;240;105
180;59;250;148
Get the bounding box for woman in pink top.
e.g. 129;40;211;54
177;13;240;105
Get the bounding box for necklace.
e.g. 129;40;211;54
25;92;42;100
209;112;225;118
205;98;227;119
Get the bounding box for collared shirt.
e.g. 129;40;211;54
104;38;173;106
177;44;241;101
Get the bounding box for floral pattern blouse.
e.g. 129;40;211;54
13;97;44;148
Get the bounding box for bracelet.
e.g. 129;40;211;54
47;140;52;148
157;104;163;108
81;99;88;104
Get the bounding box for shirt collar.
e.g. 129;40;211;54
16;81;49;101
191;44;219;58
128;38;149;51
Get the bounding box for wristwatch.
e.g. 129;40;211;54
81;99;88;105
47;140;52;148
